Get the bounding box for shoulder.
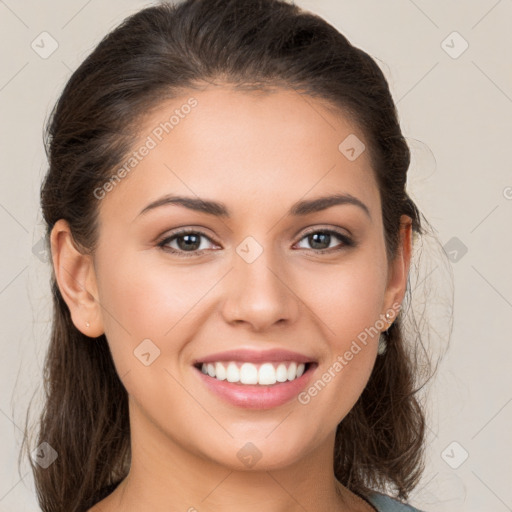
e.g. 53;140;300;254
365;491;427;512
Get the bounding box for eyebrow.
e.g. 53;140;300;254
138;193;371;220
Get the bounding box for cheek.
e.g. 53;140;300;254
98;248;193;325
94;251;215;365
297;251;388;408
304;255;388;344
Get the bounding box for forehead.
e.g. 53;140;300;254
98;85;379;223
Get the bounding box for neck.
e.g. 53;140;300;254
103;400;361;512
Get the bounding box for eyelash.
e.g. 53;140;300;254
156;227;355;258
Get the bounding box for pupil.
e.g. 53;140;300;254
178;234;200;251
310;232;330;250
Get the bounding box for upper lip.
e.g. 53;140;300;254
193;348;316;365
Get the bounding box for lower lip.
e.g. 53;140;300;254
194;363;317;410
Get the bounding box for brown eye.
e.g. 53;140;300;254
158;229;217;257
295;229;355;253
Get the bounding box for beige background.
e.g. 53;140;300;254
1;1;511;510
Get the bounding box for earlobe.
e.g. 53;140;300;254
50;219;104;337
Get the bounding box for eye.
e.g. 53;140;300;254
157;229;218;257
157;227;355;258
294;228;355;253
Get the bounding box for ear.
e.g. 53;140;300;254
50;219;104;337
382;215;413;320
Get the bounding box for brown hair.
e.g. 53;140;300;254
23;0;444;510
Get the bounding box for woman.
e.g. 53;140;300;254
24;0;440;510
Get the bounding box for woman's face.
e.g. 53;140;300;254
82;86;409;471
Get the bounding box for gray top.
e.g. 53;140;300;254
365;492;426;512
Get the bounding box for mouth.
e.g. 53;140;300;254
192;359;319;410
193;360;317;386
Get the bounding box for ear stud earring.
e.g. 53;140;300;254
86;321;90;328
378;311;394;356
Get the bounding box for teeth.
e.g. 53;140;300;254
199;361;307;385
287;362;297;381
226;362;240;383
258;363;276;385
215;362;227;381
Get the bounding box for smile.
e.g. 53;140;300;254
197;361;309;385
193;361;318;409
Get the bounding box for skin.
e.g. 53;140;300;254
51;85;412;512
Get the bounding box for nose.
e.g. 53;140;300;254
220;246;300;332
